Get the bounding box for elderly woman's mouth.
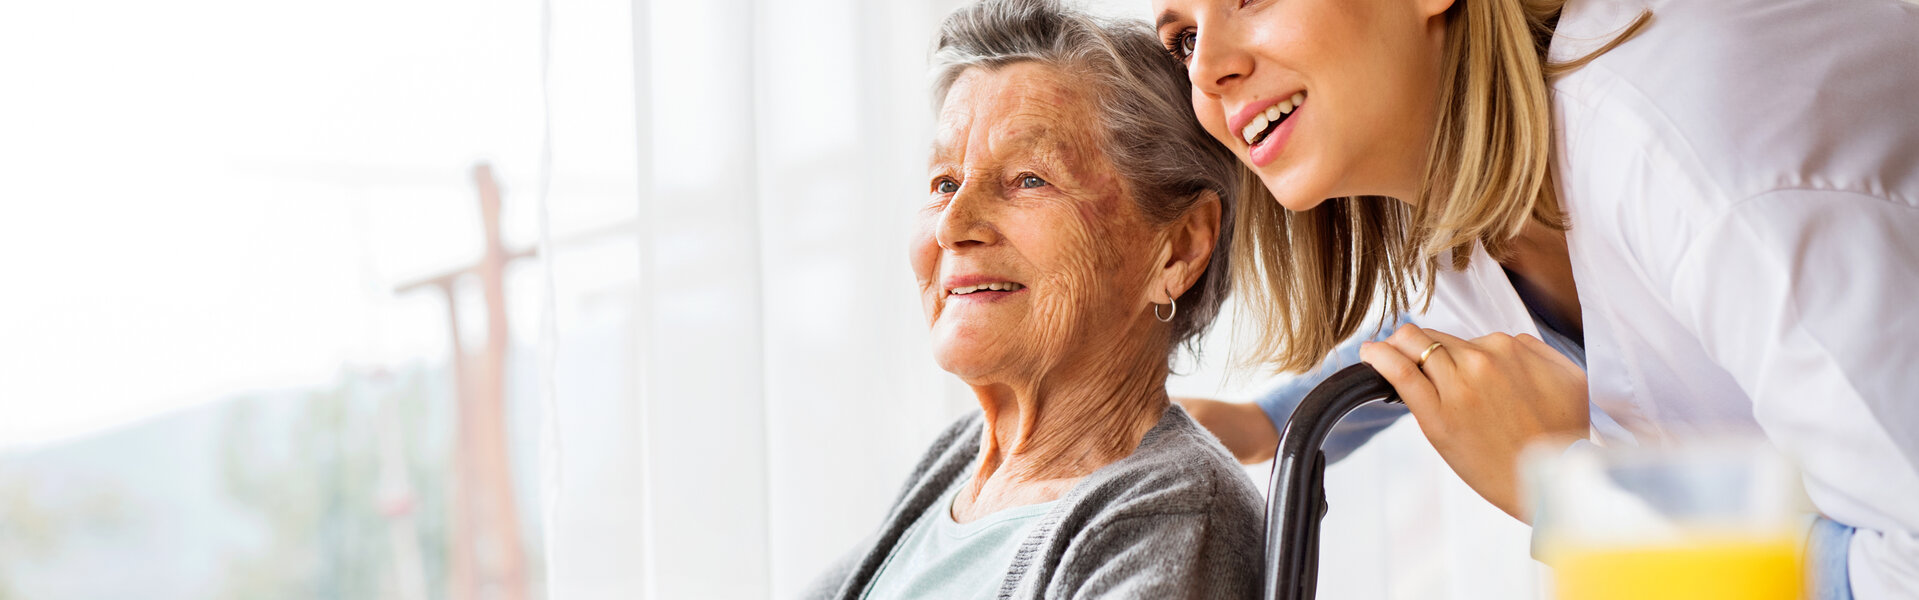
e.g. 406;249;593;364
948;281;1027;297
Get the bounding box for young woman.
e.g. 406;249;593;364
1153;0;1919;596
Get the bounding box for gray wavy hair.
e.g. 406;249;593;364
931;0;1240;355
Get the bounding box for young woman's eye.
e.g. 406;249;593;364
1018;174;1048;189
1163;29;1196;63
935;178;960;194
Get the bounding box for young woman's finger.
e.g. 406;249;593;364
1418;328;1480;379
1359;337;1443;423
1384;324;1457;379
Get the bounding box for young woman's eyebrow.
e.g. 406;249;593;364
1155;9;1188;31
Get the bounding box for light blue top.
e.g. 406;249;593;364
862;481;1058;600
806;405;1265;599
1251;315;1416;464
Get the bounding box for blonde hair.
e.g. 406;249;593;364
1235;0;1649;373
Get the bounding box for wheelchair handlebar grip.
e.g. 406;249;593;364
1261;363;1400;600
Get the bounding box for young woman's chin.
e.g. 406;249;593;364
1251;165;1340;212
1272;189;1334;212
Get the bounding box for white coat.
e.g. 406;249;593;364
1412;0;1919;595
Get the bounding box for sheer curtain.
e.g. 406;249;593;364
556;0;973;597
569;1;1546;599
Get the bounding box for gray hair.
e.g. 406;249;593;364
931;0;1240;356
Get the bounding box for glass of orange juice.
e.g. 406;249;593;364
1527;439;1808;600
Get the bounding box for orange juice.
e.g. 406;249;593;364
1552;538;1802;600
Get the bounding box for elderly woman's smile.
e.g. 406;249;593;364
945;279;1025;299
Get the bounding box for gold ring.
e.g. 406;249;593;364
1416;341;1443;368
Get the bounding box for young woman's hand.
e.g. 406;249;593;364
1358;324;1589;521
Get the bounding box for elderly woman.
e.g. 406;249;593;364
803;1;1260;598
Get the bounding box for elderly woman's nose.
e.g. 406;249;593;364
934;184;1000;250
1190;29;1253;97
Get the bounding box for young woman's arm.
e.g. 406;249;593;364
1665;189;1919;595
1183;315;1410;465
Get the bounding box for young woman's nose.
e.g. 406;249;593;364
1189;27;1254;97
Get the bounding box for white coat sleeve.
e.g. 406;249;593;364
1665;187;1919;597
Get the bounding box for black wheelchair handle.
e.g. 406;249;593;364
1261;363;1400;600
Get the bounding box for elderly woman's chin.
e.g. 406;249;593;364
927;319;1030;382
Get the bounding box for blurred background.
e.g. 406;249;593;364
0;0;1541;598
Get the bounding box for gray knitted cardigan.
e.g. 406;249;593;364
803;404;1264;599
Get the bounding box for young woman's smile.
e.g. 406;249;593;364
1229;91;1306;167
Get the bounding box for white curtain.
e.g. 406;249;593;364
637;0;990;594
549;0;978;597
550;1;1548;599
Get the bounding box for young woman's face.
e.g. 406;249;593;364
1152;0;1452;210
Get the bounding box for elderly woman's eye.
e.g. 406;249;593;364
935;179;960;194
1019;174;1048;189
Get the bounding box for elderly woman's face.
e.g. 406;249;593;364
913;63;1167;383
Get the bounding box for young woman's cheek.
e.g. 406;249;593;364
1192;94;1234;149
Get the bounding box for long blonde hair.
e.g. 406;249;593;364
1235;0;1649;373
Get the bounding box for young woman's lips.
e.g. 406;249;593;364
1247;102;1300;168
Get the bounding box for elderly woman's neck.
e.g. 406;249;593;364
964;345;1172;502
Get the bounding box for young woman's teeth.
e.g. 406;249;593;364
1242;92;1306;146
951;282;1025;295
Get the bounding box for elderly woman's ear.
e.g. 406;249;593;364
1154;190;1223;303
